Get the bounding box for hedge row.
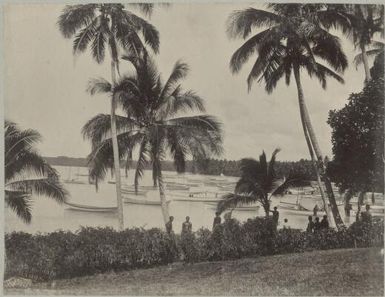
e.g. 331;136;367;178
5;217;383;281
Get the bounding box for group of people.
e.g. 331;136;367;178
307;215;329;233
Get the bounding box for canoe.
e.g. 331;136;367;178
121;189;148;196
63;179;86;185
206;204;260;211
165;184;190;191
64;201;117;212
123;197;171;206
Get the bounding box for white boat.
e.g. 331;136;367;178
279;201;326;216
165;184;190;191
63;179;86;185
121;188;148;196
64;201;117;212
205;202;260;212
123;197;171;206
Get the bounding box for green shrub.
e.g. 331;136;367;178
5;217;383;281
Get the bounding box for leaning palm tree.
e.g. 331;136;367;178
82;57;223;225
227;4;347;228
5;121;67;223
319;4;384;82
58;4;160;230
217;149;308;216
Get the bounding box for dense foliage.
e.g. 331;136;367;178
327;66;384;194
5;217;383;281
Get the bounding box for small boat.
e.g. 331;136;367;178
64;201;117;212
205;202;260;212
121;188;148;196
108;180;116;184
63;179;86;185
123;197;171;206
165;184;189;191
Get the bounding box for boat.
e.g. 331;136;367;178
205;202;260;211
123;197;171;206
108;180;116;184
64;201;117;212
63;179;86;185
279;201;326;216
121;188;148;196
165;184;190;191
169;192;223;202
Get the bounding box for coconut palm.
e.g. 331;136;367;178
319;4;384;82
5;121;67;223
227;3;347;228
217;149;309;216
58;4;160;230
82;57;223;225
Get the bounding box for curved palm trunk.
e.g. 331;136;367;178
110;61;124;231
360;44;372;83
298;97;328;215
293;66;344;229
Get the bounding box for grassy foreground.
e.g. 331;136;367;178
5;247;383;296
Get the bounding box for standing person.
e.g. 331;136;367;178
182;216;192;234
213;212;221;229
270;207;279;228
282;218;289;229
313;217;321;233
313;204;319;216
320;215;329;229
306;216;314;233
165;216;174;235
345;203;352;217
361;204;372;224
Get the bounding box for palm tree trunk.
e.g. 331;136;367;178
110;60;124;231
293;65;344;229
360;43;372;83
298;97;328;215
157;170;170;225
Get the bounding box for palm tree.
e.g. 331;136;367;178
5;121;67;223
319;4;384;82
82;57;223;225
226;4;347;228
217;149;308;216
58;4;160;230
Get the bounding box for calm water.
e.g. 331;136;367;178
5;166;363;234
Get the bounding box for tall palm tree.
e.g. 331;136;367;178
218;149;308;216
82;57;223;225
319;4;384;82
5;121;67;223
58;4;160;230
227;4;347;228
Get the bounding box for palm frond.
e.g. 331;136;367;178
72;15;100;55
227;8;281;39
5;190;32;223
82;113;137;146
353;48;383;68
217;193;259;214
159;60;189;100
57;4;98;38
87;78;112;95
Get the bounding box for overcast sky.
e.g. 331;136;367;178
4;3;369;161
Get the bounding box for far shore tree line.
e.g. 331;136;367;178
4;3;384;231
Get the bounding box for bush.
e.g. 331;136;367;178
5;217;383;281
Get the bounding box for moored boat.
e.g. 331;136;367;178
64;201;117;212
123;197;171;205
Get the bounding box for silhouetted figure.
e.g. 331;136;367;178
282;218;289;229
306;216;314;233
345;203;352;217
313;204;319;216
270;207;279;227
314;217;321;232
371;192;375;205
213;212;221;229
320;215;329;229
361;204;372;224
182;216;192;234
165;216;174;234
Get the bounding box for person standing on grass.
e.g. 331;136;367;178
270;207;279;228
166;216;174;235
306;216;314;233
182;216;192;234
320;215;329;229
313;217;321;233
213;212;222;229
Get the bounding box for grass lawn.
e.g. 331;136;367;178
5;247;384;296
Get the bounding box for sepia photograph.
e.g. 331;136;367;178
2;1;384;295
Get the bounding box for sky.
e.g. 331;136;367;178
3;3;369;161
